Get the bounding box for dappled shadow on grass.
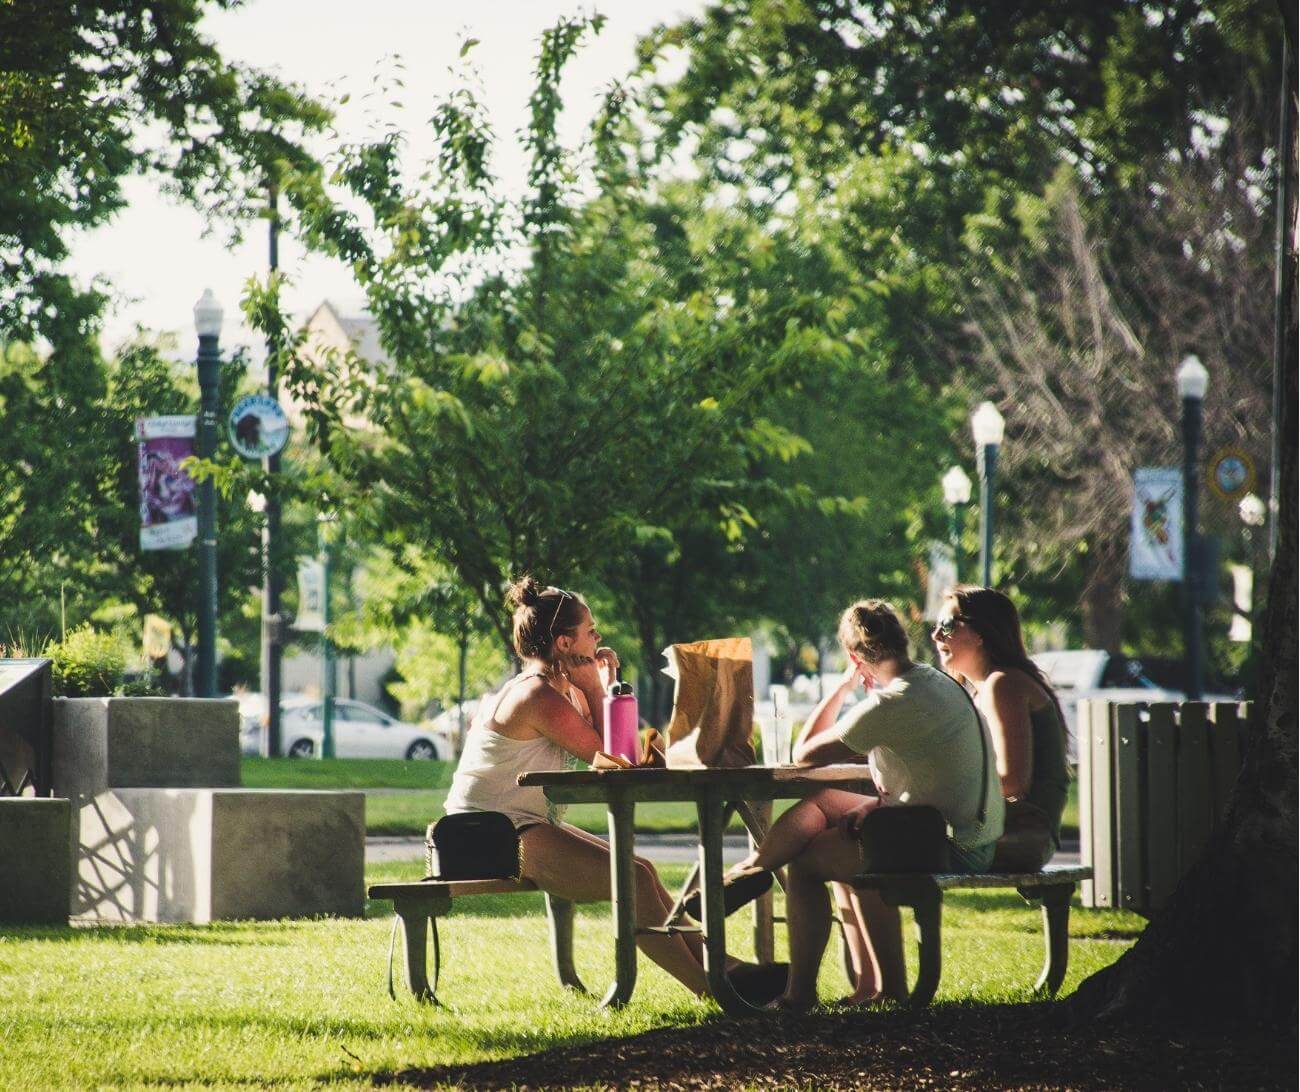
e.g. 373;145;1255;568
374;1002;1297;1091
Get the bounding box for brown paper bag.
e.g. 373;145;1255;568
663;637;756;768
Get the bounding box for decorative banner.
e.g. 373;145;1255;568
1130;468;1184;581
142;614;172;660
296;557;325;632
135;416;197;550
1207;446;1255;502
924;540;958;621
228;394;290;459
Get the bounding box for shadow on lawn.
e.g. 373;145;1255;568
372;1002;1296;1091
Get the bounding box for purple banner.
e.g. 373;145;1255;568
136;416;197;550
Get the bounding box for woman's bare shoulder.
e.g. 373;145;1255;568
491;675;555;736
988;667;1051;709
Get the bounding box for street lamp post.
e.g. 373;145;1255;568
942;465;973;579
193;289;223;698
1177;354;1209;701
971;402;1005;588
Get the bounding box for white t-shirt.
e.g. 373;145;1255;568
835;662;1004;849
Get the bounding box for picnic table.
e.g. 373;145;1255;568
516;763;874;1017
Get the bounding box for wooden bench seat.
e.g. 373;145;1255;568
367;877;586;1003
850;864;1092;1006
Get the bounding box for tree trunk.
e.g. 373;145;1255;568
1071;29;1297;1025
1080;535;1125;652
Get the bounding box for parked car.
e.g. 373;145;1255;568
1030;649;1232;761
428;698;480;761
239;695;448;760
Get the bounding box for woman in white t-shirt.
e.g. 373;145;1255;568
721;598;1002;1010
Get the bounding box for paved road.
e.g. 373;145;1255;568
368;832;1081;868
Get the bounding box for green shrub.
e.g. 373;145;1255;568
45;626;127;697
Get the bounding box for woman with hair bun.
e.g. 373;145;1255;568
932;585;1070;872
444;576;717;996
709;598;1003;1009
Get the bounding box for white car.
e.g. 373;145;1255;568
271;698;447;760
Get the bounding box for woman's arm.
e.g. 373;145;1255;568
983;671;1033;800
791;668;863;765
527;684;604;765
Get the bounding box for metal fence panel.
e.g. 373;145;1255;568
1113;704;1144;912
1145;704;1179;911
1087;698;1114;907
1176;703;1212;876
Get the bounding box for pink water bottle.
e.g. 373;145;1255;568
602;673;640;764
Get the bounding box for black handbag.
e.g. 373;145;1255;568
859;805;951;872
425;811;521;880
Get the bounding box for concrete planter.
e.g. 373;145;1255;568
50;697;365;923
52;697;240;797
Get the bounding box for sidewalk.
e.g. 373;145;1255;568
367;832;1081;867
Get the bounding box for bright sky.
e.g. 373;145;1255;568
68;1;705;358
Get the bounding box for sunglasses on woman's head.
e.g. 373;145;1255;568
548;589;573;637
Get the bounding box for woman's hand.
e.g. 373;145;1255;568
562;653;604;695
838;800;877;838
595;647;620;691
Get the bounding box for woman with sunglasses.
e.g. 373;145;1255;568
444;576;717;996
932;586;1070;872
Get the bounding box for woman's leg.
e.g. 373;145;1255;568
521;823;708;996
832;882;880;1003
779;827;867;1009
557;823;709;965
736;788;875;874
850;887;907;1001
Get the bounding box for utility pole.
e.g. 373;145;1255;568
261;180;285;755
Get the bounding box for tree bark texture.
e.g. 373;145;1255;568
1080;535;1125;652
1071;23;1298;1026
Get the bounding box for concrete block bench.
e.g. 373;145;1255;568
850;864;1092;1006
368;878;586;1003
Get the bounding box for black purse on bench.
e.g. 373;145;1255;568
425;811;522;880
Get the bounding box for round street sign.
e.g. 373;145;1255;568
228;395;290;459
1207;446;1256;502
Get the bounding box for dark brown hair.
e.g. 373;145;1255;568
943;584;1067;733
506;575;587;662
837;599;910;664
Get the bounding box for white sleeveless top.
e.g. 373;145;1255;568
443;676;580;828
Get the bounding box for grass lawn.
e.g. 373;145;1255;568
0;860;1144;1091
243;758;1083;840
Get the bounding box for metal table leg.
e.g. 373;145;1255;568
697;788;759;1015
602;791;638;1009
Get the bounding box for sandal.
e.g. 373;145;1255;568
682;869;774;921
